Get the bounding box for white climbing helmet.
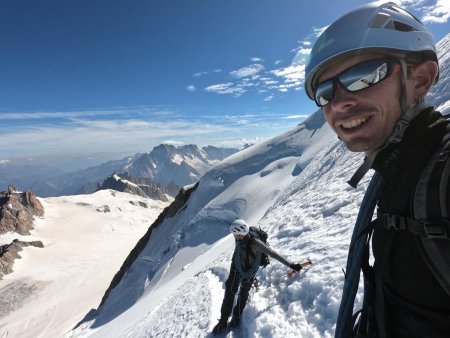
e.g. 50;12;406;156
230;219;249;236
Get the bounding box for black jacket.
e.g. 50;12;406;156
233;236;292;271
371;107;450;337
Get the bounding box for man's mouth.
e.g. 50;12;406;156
340;116;370;130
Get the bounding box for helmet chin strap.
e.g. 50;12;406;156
348;58;422;188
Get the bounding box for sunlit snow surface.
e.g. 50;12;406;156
0;190;169;338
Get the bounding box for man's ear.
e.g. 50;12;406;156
412;60;439;98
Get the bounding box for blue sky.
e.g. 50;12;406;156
0;0;449;168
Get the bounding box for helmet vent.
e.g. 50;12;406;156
391;20;417;32
370;13;417;32
387;5;421;23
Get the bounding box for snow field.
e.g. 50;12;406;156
0;190;169;338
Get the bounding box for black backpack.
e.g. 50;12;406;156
377;123;450;295
352;118;450;338
248;226;270;267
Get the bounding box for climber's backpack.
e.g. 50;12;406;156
352;118;450;338
248;226;270;267
377;121;450;295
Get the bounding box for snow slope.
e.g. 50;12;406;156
0;190;169;338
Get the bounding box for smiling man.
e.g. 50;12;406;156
304;2;450;338
318;54;406;154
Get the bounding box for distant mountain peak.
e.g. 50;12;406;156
30;144;238;197
128;144;238;187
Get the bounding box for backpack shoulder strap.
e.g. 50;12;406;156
415;124;450;220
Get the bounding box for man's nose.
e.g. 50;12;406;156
329;83;358;111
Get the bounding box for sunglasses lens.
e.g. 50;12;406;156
315;79;333;106
313;59;392;107
340;60;389;92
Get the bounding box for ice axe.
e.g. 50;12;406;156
288;258;312;277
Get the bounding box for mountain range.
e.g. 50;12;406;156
29;144;238;197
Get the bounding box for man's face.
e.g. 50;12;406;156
234;234;245;241
317;54;404;154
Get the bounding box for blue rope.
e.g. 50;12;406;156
335;172;384;338
233;240;261;281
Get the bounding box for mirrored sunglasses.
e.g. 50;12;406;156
314;58;399;107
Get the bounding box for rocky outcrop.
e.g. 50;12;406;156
98;182;199;307
0;188;44;235
0;239;44;279
98;173;170;202
166;180;181;197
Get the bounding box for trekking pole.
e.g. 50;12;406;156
287;258;312;277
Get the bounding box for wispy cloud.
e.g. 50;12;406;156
421;0;450;23
0;118;233;157
217;137;266;149
0;107;178;121
161;140;186;146
0;111;112;120
371;0;450;23
271;64;304;84
230;64;265;78
205;82;246;96
284;114;309;119
194;69;223;77
194;71;208;77
201;60;303;99
191;25;326;100
250;57;264;62
0;107;306;158
290;25;326;70
186;85;197;92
